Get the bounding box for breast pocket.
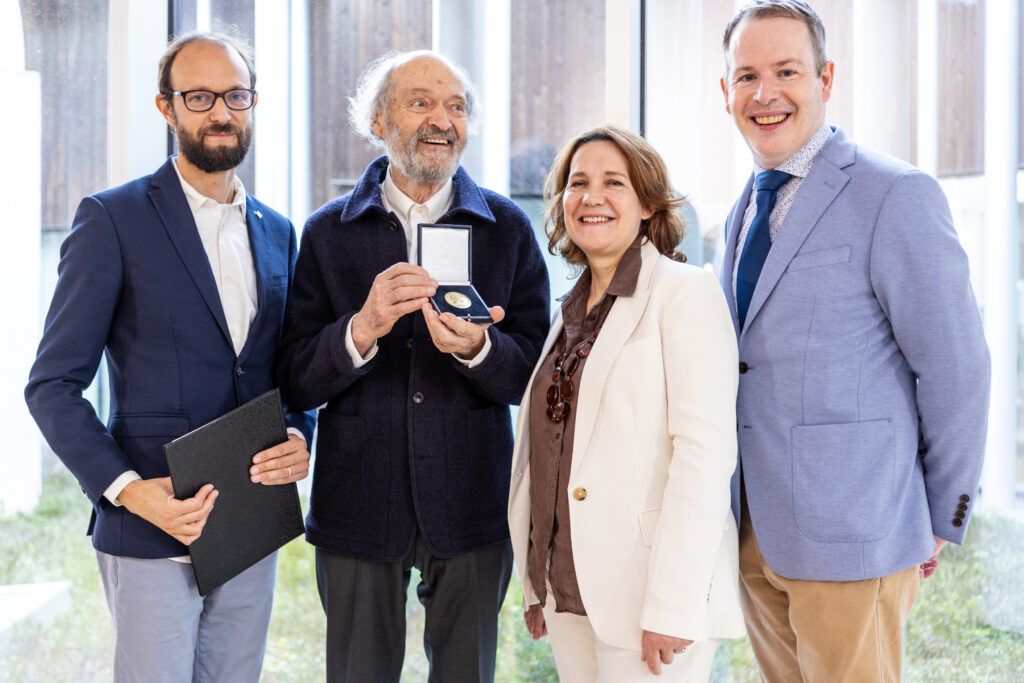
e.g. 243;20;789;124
787;245;852;272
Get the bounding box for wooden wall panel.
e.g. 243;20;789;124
937;0;985;177
308;0;432;208
20;0;109;231
509;0;605;196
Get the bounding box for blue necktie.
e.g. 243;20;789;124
736;170;791;329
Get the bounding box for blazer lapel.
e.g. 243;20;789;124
570;241;658;479
720;180;752;335
239;200;272;361
742;132;853;336
148;160;233;350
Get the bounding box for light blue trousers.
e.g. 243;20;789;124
96;550;277;683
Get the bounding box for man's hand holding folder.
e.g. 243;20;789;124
249;432;310;484
118;478;218;546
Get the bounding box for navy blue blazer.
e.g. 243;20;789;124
720;128;990;581
26;157;315;560
278;156;550;561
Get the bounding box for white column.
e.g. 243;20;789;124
434;0;511;194
254;0;293;214
107;0;169;186
915;0;939;176
0;0;41;514
981;0;1019;512
604;0;643;132
288;0;311;225
852;0;913;161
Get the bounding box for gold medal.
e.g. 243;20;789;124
444;291;472;309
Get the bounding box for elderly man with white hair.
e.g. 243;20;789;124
276;50;550;682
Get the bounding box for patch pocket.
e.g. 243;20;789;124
638;507;662;547
791;420;895;543
787;245;852;273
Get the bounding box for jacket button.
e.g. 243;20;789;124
412;392;424;404
952;518;963;527
955;510;966;519
957;502;968;511
738;362;749;374
235;366;244;376
572;487;587;501
406;337;413;349
389;221;400;232
960;494;971;503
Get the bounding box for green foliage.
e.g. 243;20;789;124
2;470;1023;682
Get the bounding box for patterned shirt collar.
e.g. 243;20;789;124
753;122;832;179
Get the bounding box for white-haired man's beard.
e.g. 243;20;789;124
384;121;465;184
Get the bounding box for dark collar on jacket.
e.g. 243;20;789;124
338;155;498;225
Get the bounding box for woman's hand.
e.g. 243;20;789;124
523;603;548;640
641;630;694;675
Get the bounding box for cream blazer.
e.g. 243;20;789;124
508;240;745;651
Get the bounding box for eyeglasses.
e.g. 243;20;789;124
546;338;594;424
165;89;256;112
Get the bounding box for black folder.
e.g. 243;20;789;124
164;389;304;596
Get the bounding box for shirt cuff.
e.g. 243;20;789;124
345;316;378;368
104;470;142;507
286;427;305;443
453;328;491;367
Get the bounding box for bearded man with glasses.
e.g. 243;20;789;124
26;31;314;682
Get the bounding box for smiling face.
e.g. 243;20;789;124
721;16;833;169
372;55;468;192
157;39;256;174
563;140;652;266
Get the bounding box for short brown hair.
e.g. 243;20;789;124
543;126;686;268
722;0;828;77
158;30;256;98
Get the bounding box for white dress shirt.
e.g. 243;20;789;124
344;167;492;367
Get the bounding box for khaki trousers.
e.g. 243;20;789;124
738;503;919;682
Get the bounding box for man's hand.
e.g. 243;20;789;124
920;536;949;579
351;263;437;355
250;433;310;484
421;303;505;358
523;603;547;641
118;477;217;546
641;630;694;675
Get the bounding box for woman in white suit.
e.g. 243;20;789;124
508;126;744;682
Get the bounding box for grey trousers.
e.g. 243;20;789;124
316;536;513;683
96;550;277;683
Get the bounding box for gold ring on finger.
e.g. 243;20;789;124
287;466;292;478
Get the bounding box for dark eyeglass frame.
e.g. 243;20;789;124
546;338;594;424
164;88;256;112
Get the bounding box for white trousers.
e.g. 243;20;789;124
542;600;718;683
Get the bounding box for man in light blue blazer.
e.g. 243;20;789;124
25;33;314;682
718;2;990;680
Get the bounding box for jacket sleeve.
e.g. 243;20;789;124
869;170;990;545
279;220;317;441
24;197;131;505
450;212;551;405
641;270;739;639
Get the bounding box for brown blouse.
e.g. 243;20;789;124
526;239;643;615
